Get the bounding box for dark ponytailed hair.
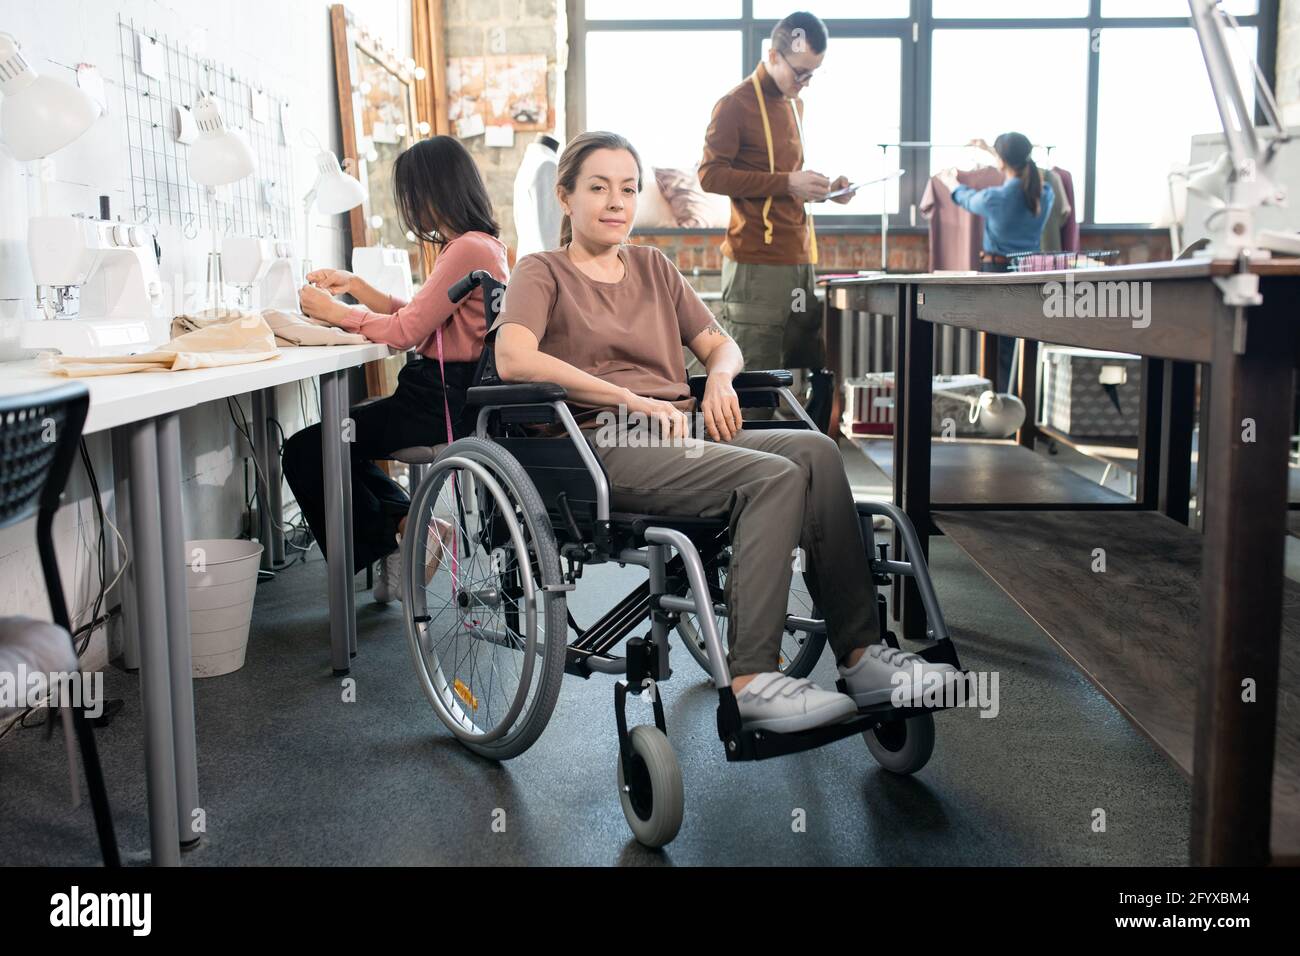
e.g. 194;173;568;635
993;131;1043;217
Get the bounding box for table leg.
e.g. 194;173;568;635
824;293;844;442
1159;360;1196;524
155;412;200;848
1194;366;1211;532
320;371;351;674
1137;358;1164;509
1016;339;1039;448
127;419;181;866
250;390;273;571
899;285;932;640
110;428;140;671
338;371;357;658
891;294;909;623
265;389;286;567
1191;299;1290;865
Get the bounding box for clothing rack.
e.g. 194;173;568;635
874;141;1057;271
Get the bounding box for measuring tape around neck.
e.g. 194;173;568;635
749;71;818;265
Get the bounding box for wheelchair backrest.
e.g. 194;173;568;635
492;433;606;548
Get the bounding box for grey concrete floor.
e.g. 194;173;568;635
0;442;1192;866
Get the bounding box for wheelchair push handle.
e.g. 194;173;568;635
448;270;494;304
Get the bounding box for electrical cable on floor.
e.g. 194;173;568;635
227;399;318;576
1;447;127;743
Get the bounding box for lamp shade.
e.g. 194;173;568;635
311;149;366;214
189;94;255;187
0;33;99;160
1185;152;1233;206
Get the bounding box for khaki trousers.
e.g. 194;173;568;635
589;426;877;676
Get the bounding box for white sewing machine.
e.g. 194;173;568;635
352;245;414;302
22;215;164;356
222;236;304;312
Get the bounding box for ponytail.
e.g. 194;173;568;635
993;131;1043;218
1022;159;1042;218
560;214;572;247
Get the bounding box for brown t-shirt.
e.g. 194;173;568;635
491;243;716;428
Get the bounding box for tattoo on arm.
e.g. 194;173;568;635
704;321;730;338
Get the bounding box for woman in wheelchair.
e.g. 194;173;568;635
490;131;956;735
283;136;508;590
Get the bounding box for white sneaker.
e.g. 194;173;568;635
372;552;402;604
734;673;858;733
839;643;958;707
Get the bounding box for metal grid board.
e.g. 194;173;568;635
116;15;297;241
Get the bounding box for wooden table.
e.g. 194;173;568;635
826;260;1300;866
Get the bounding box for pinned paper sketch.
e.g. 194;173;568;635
448;55;550;138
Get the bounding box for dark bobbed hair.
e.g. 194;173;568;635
393;135;499;247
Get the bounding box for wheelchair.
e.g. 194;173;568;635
399;271;965;848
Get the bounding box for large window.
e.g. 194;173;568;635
578;0;1275;227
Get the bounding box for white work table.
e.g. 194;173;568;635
1;342;391;866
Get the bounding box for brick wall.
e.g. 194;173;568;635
443;0;565;254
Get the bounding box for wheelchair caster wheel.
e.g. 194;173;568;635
617;725;684;848
864;712;935;775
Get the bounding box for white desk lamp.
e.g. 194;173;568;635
0;32;99;160
1187;0;1291;300
301;131;366;274
188;92;256;309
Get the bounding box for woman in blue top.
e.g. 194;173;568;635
938;132;1053;391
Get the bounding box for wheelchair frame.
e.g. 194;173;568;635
404;269;966;846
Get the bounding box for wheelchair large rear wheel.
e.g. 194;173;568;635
673;550;826;680
403;437;567;760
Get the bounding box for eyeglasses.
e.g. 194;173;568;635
777;49;816;84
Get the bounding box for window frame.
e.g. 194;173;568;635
572;0;1277;229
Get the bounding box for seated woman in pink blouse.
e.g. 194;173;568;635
284;136;508;599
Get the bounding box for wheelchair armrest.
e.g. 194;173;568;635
466;382;568;406
687;369;794;401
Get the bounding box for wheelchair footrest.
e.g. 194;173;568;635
917;637;962;670
718;699;950;763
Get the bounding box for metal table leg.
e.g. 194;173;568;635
264;388;286;566
111;427;140;671
155;412;200;849
127;419;181;866
250;390;273;571
320;371;350;674
899;285;932;640
338;372;357;658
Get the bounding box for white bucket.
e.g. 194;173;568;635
185;539;262;678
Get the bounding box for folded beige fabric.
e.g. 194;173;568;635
172;307;366;347
52;313;280;377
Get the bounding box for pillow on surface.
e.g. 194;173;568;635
633;175;677;229
654;167;730;229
